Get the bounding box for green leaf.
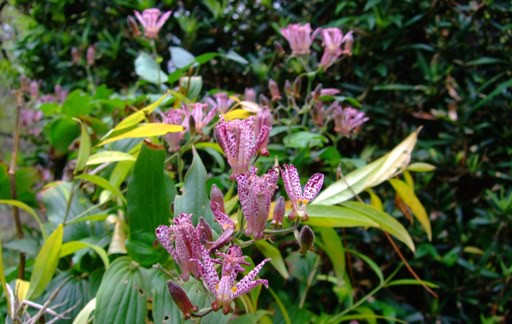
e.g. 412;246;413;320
61;90;92;117
27;224;64;300
349;249;384;284
224;49;249;65
110;93;169;133
98;123;184;146
95;257;147;324
135;52;168;84
75;174;126;204
179;76;203;100
306;204;380;228
174;147;214;226
48;117;80;155
386;279;438;288
314;129;420;205
74;118;91;173
170;46;196;68
126;232;169;268
465;57;508;66
254;240;289;280
0;199;47;240
60;240;110;269
474;77;512;110
0;238;11;317
127;142;174;234
343;202;415;252
389;179;432;241
283;131;328;148
406;162;436;172
67;213;109;225
86;151;136;165
73;298;96;324
318;228;345;286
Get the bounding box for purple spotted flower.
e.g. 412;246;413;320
155;213;202;281
236;167;279;239
160;108;186;152
134;8;172;39
280;23;318;56
319;28;354;70
193;245;270;314
215;114;271;177
281;164;324;221
333;106;369;137
206;92;234;114
184;103;217;135
209;200;236;251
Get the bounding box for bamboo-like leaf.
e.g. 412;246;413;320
254;240;289;280
349;249;384;284
306;204;380;228
318;228;345;286
66;213;109;225
75;174;126;204
86;151;136;165
223;109;253;121
389;179;432;241
60;241;110;268
386;279;439;288
72;297;96;324
73;118;91;174
314;129;420;205
0;199;47;240
406;162;436;172
27;224;64;300
98;123;184;146
0;238;11;316
343;202;415;252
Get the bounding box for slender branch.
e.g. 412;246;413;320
9;91;25;279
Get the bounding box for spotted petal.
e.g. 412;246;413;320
303;173;324;201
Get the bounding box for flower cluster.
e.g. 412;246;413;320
280;23;354;71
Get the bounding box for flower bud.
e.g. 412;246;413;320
259;94;270;108
188;115;196;135
298;225;315;255
198;217;214;247
86;45;95;66
244;88;256;102
268;79;281;101
127;16;141;37
293;77;302;98
210;184;225;214
272;196;285;228
312;84;323;101
29;81;39;100
167;281;198;319
274;41;285;56
71;47;81;65
254;107;272;156
343;32;354;56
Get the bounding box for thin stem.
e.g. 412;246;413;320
9;91;25;279
192;308;213;317
299;254;320;308
151;39;162;90
62;180;79;225
264;218;300;235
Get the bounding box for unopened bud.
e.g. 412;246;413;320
19;75;30;93
343;32;354;56
272;196;285;228
268;79;281;101
259;94;270;108
298;225;315;255
127;16;141;37
274;41;285;56
284;80;293;98
86;45;95;66
210;184;225;214
198;217;214;247
292;77;302;98
244;88;256;102
29;81;39;100
188;115;196;135
167;281;198;319
71;47;81;64
312;84;323;101
255;107;272;156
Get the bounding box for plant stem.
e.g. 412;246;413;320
151;39;162;90
9;91;25;279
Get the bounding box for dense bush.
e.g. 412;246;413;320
1;0;511;322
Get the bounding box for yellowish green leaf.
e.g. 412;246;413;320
86;151;136;165
306;204;380;228
255;240;289;280
60;241;110;268
0;199;47;240
366;189;383;211
98;123;184;146
75;174;126;204
111;93;169;132
406;162;436;172
72;298;96;324
223;109;253;121
463;246;484;255
73;118;91;174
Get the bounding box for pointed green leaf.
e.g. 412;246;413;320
73;118;91;173
27;224;64;300
389;179;432;241
112;93;169;132
174;147;214;226
318;228;345;286
254;240;289;280
0;199;47;240
0;238;11;317
73;298;96;324
126;142;174;234
406;162;436;172
343;202;415;252
75;174;126;204
95;257;147;324
135;52;168;84
307;204;380;228
60;241;110;268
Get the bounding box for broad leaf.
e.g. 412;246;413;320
27;224;63;300
306;204;380;228
254;240;289;280
170;46;196;68
94;257;147;323
174;147;214;226
126;142;174;234
98;123;183;146
135;52;168;84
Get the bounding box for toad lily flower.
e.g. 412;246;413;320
184;103;217;135
209;201;236;251
206;92;234;114
160;109;186;152
281;164;324;221
333;106;369;137
236;167;279;239
280;23;318;56
319;28;354;70
134;8;172;39
215;115;271;177
193;245;270;315
155;213;202;281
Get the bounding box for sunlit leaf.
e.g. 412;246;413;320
73;118;91;174
406;162;436;172
223;109;253;121
86;151;136;165
27;224;64;300
72;298;96;324
0;199;47;240
306;204;379;228
318;228;345;286
75;174;126;204
389;179;431;241
98;123;184;146
60;240;110;268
